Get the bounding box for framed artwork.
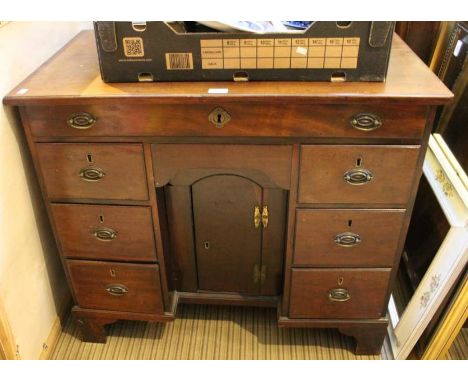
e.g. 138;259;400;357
387;135;468;360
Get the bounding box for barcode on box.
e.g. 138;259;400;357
123;37;145;57
165;53;194;70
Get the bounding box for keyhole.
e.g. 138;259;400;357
110;269;116;278
204;241;210;250
356;157;362;167
348;219;352;227
99;214;104;223
87;154;94;163
338;277;344;285
217;113;222;124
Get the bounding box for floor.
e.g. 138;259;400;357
51;304;392;360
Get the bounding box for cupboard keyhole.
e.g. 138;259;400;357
356;157;362;167
87;154;94;163
204;241;210;250
99;214;104;223
348;219;352;227
217;113;222;124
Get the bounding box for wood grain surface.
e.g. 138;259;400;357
3;31;452;106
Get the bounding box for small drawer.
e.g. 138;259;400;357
289;268;391;319
51;204;157;262
298;145;420;205
67;260;164;314
36;143;148;200
23;103;426;139
294;209;406;267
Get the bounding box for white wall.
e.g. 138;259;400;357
0;21;91;359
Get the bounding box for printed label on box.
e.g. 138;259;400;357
199;37;360;70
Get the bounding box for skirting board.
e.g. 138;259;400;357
38;293;72;360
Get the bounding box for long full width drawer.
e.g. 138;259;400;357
298;145;420;204
294;209;406;267
36;143;148;200
23;103;426;139
51;204;157;262
289;268;391;319
67;260;164;314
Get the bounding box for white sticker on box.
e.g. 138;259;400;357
208;88;229;94
295;47;308;56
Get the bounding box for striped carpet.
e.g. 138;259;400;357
51;304;390;360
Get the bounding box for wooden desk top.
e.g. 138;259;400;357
4;30;452;106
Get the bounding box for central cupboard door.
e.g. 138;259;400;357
192;175;262;293
153;144;291;297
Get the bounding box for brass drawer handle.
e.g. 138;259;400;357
80;167;105;181
105;284;128;296
350;113;382;131
334;232;361;247
343;168;373;185
328;288;351;302
94;228;117;241
67;112;97;130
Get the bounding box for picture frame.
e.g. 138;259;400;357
386;135;468;360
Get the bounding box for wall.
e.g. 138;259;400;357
0;22;91;359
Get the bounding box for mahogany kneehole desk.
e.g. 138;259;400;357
4;31;452;355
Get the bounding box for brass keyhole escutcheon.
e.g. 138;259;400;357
208;107;231;128
204;241;210;250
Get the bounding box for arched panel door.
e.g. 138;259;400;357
192;175;263;294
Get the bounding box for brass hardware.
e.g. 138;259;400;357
350;113;382;131
208;107;231;128
105;284;128;296
67;112;96;130
254;206;261;228
343;168;373;185
110;269;116;278
338;277;344;286
328;288;351;302
334;232;361;247
260;265;266;284
204;241;210;250
261;206;269;228
253;265;267;284
253;264;260;283
93;228;117;241
80;167;105;182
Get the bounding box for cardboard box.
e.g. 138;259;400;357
94;21;395;82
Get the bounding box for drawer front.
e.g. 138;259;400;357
51;204;157;262
24;103;426;139
294;209;406;267
298;145;420;204
36;143;148;200
67;260;164;314
289;268;391;319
